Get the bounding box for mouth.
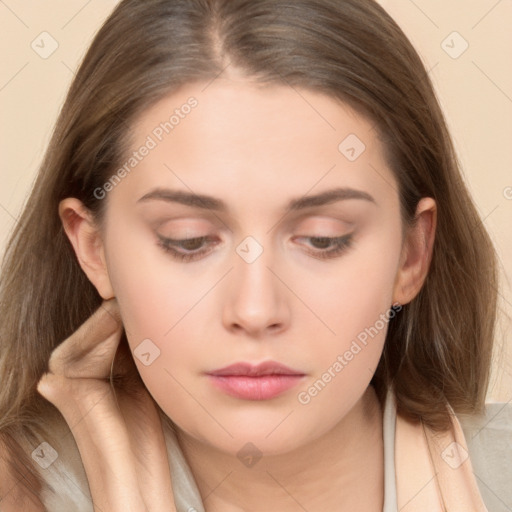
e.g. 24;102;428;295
206;361;306;400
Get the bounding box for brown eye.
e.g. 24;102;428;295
295;234;354;260
156;234;218;262
180;238;205;251
309;237;332;249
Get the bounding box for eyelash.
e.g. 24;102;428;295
157;235;218;262
156;233;353;262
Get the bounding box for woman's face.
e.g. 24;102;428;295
100;79;405;456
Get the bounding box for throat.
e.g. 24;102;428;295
175;385;385;512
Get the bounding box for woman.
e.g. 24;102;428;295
0;0;509;510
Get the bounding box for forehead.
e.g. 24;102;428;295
116;78;398;214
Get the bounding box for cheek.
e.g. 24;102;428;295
105;268;204;432
104;220;212;341
291;226;401;413
101;223;205;390
298;226;401;351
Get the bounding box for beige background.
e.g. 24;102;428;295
0;1;511;401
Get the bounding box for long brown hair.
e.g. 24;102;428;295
0;0;499;505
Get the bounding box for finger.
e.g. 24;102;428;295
48;298;123;378
110;333;141;391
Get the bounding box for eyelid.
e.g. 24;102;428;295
295;214;355;230
156;231;355;263
156;234;219;262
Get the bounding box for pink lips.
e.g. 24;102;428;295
206;362;306;400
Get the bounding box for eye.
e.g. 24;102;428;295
156;234;218;262
156;233;354;263
295;234;353;260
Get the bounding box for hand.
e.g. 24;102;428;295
37;298;176;512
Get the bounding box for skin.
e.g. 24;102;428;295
60;77;436;511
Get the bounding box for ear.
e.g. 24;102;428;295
392;197;437;305
59;198;115;300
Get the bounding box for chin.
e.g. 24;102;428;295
174;409;331;460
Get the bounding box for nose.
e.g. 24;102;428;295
222;242;290;338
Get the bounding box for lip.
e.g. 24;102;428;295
206;361;306;400
207;361;304;377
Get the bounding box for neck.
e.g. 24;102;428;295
175;385;385;512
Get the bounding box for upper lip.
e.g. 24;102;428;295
207;361;305;377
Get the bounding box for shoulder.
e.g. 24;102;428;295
31;415;94;512
459;401;512;511
0;433;46;511
1;414;94;512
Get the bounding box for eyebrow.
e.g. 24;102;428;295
137;186;376;213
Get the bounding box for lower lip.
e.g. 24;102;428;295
207;374;305;400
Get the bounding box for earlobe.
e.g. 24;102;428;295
392;197;437;305
58;198;115;300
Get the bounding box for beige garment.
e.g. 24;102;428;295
33;386;510;511
392;384;512;511
394;393;487;511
